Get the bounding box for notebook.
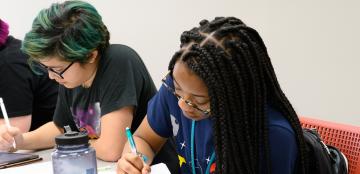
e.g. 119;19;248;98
0;152;42;169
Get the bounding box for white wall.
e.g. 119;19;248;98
1;0;359;126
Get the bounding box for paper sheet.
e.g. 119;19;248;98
99;163;170;174
149;163;171;174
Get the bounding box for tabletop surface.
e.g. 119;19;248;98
0;149;170;173
0;148;116;174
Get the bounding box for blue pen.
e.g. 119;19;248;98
125;127;148;163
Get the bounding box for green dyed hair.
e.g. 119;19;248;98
21;0;110;64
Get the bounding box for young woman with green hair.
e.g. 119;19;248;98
0;1;178;171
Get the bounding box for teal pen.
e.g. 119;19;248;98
125;127;137;154
125;127;148;163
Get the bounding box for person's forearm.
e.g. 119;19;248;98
90;138;125;162
17;121;62;150
122;135;156;164
0;115;31;133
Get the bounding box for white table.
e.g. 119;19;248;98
0;149;170;174
0;148;116;174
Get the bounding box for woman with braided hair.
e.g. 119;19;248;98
117;17;307;174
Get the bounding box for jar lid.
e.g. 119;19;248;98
55;131;89;146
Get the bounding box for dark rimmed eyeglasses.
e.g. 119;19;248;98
161;71;211;116
38;61;75;79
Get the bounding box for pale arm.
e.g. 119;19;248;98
0;114;31;133
15;121;62;150
90;106;134;162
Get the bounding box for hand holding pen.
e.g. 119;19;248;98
0;98;20;151
125;127;148;163
116;127;151;174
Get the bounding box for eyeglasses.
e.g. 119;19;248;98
38;61;75;79
161;71;211;116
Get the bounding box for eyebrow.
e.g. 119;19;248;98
173;77;208;98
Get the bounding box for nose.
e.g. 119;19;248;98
48;71;55;80
48;71;59;80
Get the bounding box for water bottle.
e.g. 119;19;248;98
52;126;97;174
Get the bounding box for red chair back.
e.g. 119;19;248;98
300;117;360;174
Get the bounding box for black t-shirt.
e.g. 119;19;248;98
53;44;157;137
0;36;58;131
53;44;179;173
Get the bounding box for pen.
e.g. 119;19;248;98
125;127;147;163
0;97;16;148
126;127;138;155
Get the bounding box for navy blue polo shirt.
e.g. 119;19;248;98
147;76;298;174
